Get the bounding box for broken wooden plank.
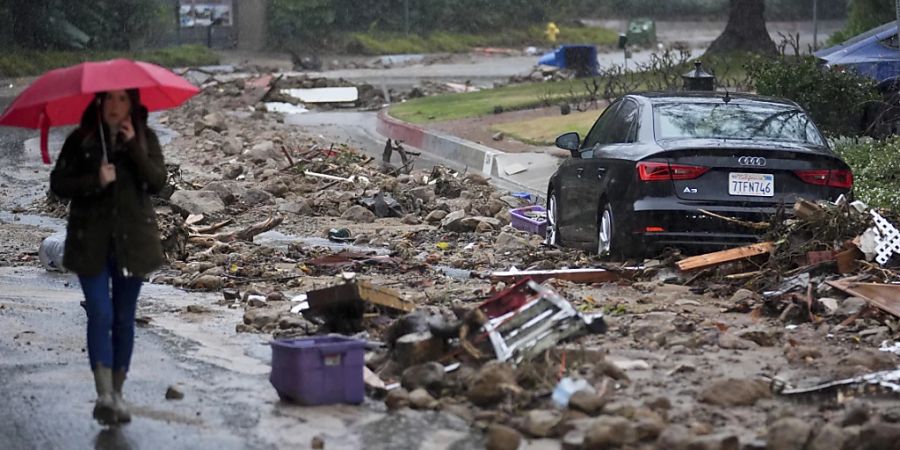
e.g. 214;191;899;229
793;199;824;220
676;242;775;272
489;268;625;284
826;280;900;318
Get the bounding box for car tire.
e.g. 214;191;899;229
546;190;561;246
597;202;633;259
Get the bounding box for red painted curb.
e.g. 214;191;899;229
376;108;427;149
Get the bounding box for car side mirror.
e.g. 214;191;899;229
555;132;581;157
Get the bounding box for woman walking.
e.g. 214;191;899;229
50;89;167;425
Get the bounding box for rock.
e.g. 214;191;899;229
689;433;741;450
247;295;267;307
569;390;607;416
807;424;848;450
384;388;409;411
461;216;502;231
244;141;279;162
243;309;281;329
495;232;531;252
203;181;243;205
223;288;240;300
425;210;448;223
441;211;470;232
170;190;226;216
485;424;522;450
856;422;900;449
475;221;494;233
278;315;311;331
718;332;759;350
407;186;436;205
191;274;223;291
408;388;438;410
657;425;692;450
840;349;896;371
819;297;840;314
195;112;226;134
342;205;377;223
165;385;185;400
492;132;504;141
523;409;561;438
699;378;771;406
311;435;325;450
467;361;520;407
562;429;585;450
767;418;813;450
401;214;420;225
645;396;672;412
784;345;823;363
235;323;254;333
835;297;868;317
842;401;871;427
729;288;758;303
634;408;667;441
585;416;638;448
737;327;782;347
278;199;313;215
262;179;289;197
401;362;445;393
223;164;244;180
240;188;274;206
464;173;490;186
222;137;243;156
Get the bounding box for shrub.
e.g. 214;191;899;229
748;55;879;137
832;137;900;211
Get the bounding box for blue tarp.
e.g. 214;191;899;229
816;22;900;86
537;45;598;76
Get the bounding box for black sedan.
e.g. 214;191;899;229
546;92;853;258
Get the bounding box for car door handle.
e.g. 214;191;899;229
576;168;585;178
597;167;606;178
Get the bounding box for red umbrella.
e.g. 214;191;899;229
0;59;200;164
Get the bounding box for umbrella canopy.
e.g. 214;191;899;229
0;59;200;163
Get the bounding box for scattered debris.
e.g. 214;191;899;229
677;242;774;272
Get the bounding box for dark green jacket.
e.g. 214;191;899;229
50;127;167;278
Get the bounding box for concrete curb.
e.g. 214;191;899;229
376;109;501;177
376;109;559;199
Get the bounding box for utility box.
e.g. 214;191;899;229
626;18;657;47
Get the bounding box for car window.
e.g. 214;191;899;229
608;100;639;144
582;100;621;149
654;102;826;146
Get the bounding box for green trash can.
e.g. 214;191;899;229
626;18;656;47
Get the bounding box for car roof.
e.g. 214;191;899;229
624;91;801;109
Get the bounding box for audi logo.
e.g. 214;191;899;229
738;156;767;167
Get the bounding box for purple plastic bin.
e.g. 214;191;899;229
269;336;365;406
510;205;548;236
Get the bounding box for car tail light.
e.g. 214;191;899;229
637;162;709;181
645;226;665;232
794;169;853;189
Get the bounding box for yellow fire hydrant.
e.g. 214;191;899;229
545;22;560;44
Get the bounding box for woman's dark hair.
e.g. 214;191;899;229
77;89;148;151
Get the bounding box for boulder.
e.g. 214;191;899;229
169;190;226;216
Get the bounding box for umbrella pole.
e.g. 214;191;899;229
96;105;108;164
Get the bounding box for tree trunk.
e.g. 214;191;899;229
707;0;777;56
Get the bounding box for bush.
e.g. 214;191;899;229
0;45;219;78
832;137;900;211
748;55;879;137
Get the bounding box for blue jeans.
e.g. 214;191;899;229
78;257;143;372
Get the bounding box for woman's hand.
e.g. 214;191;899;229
99;163;117;187
120;117;135;143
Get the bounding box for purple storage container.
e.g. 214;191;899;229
510;205;548;236
269;336;365;406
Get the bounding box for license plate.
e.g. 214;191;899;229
729;173;774;197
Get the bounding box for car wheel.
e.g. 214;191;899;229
546;190;561;246
597;202;632;259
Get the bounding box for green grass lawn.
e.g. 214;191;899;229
0;45;220;78
390;79;595;123
490;109;601;146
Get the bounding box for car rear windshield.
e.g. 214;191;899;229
654;102;825;146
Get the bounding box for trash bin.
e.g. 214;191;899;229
538;45;598;77
269;336;366;406
626;18;656;47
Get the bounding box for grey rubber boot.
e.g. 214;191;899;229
112;370;132;423
92;366;116;425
